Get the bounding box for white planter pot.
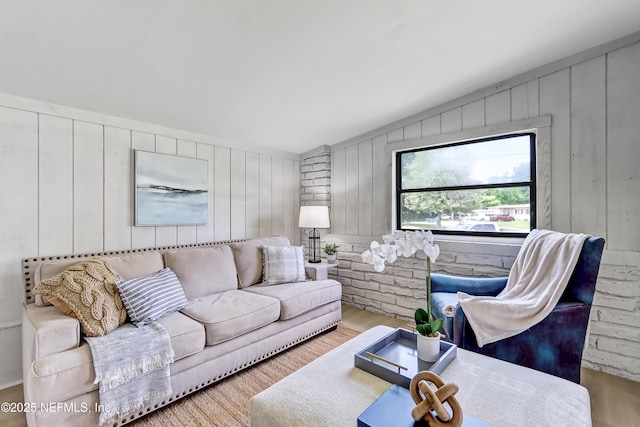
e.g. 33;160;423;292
416;332;441;362
326;254;337;264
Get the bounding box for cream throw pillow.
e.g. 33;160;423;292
230;236;291;287
33;258;127;337
261;245;306;285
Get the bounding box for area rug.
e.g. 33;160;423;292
132;325;360;427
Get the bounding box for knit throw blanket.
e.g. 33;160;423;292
458;229;589;347
86;322;174;425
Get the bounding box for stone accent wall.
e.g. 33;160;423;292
583;264;640;379
329;237;517;320
300;146;331;208
298;146;332;247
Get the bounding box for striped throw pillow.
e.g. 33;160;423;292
116;268;188;326
261;245;306;285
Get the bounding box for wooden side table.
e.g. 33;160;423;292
304;260;339;280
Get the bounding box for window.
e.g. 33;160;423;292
396;133;536;237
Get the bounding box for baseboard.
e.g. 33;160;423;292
0;379;23;391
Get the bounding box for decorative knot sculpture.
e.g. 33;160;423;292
409;371;463;427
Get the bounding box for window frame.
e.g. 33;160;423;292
385;115;552;243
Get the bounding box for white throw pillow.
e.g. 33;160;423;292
116;268;188;326
261;245;306;285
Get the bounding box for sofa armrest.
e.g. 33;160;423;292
22;303;81;362
431;273;507;296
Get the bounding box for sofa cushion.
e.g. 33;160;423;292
164;246;238;299
243;279;342;320
116;268;188;326
33;258;127;337
34;252;164;306
36;259;80;283
230;236;290;288
155;311;205;360
102;252;165;280
180;290;280;345
261;245;306;286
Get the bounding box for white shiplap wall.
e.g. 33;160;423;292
0;94;300;388
330;33;640;381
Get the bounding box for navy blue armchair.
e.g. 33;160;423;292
430;236;605;383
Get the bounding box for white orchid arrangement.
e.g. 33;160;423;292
361;230;443;337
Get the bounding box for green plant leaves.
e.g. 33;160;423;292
414;308;429;325
415;307;443;337
431;318;443;334
323;243;339;255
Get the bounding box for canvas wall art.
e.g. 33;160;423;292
135;150;209;226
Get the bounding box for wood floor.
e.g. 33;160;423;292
0;381;25;427
2;304;638;427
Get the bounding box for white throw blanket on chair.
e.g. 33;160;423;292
457;229;589;347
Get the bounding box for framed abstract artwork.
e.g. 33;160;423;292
134;150;209;226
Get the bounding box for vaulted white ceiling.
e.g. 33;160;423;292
2;1;640;154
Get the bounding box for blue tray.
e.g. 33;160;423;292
354;328;457;388
358;384;492;427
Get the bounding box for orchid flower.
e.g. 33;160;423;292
382;230;404;245
361;241;381;263
422;236;440;262
361;241;391;272
378;243;397;264
395;237;416;257
361;230;439;270
361;229;442;337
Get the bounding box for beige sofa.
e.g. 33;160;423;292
21;237;342;427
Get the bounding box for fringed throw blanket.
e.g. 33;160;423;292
458;229;589;347
86;322;174;425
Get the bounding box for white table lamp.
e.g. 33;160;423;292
298;206;330;263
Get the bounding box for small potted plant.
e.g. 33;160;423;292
323;243;340;264
414;308;443;362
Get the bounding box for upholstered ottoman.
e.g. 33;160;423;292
249;325;592;427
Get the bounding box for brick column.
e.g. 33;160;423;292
299;146;332;252
300;146;331;208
